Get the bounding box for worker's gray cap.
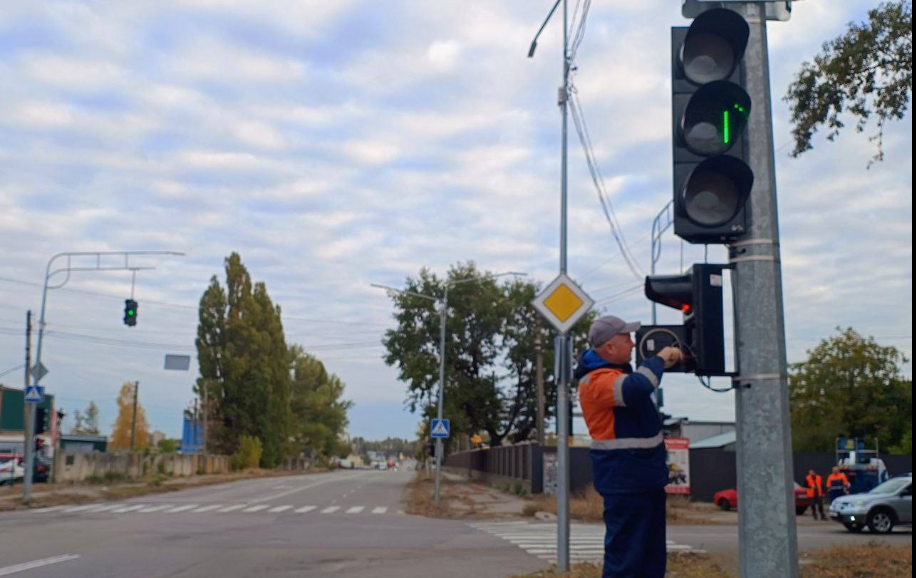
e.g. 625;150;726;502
588;315;641;348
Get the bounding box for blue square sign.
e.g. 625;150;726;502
431;419;450;439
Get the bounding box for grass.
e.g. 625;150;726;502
508;545;912;578
403;470;483;519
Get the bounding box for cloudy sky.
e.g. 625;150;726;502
0;1;911;441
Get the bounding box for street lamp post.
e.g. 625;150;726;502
372;270;525;505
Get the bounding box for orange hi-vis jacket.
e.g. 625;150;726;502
827;472;851;490
806;474;825;498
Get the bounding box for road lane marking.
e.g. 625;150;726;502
372;507;388;514
295;506;317;513
242;505;270;513
165;504;200;513
85;504;123;513
61;505;99;513
191;505;223;513
217;504;247;513
0;554;81;576
112;504;147;513
345;506;364;514
321;506;340;514
269;505;292;513
138;505;174;513
246;471;375;504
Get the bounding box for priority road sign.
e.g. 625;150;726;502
532;273;594;335
431;419;450;439
30;362;48;382
25;384;44;403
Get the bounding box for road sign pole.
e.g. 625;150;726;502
22;310;34;503
434;285;448;506
731;4;799;578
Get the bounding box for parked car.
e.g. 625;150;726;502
829;474;912;534
0;454;25;486
714;483;811;515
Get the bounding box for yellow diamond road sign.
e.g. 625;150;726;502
532;274;594;335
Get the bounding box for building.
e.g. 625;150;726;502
663;417;735;445
0;384;57;456
59;434;108;454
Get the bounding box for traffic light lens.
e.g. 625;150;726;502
682;33;734;84
684;171;740;226
681;82;751;155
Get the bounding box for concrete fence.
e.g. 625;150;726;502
52;451;231;483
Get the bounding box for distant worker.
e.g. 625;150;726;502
826;466;851;503
470;434;483;448
575;315;683;578
806;469;827;520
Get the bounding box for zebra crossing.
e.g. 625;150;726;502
29;502;403;518
469;521;703;564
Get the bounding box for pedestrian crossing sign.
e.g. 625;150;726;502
431;419;450;439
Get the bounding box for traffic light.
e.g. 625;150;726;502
34;436;45;454
672;8;753;244
35;407;49;434
638;264;727;376
124;298;138;326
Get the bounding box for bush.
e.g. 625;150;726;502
231;436;263;471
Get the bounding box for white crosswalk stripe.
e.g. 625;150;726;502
61;504;100;513
138;504;174;513
85;504;123;513
469;522;703;563
191;505;223;513
294;506;317;514
345;506;364;514
242;504;270;513
268;505;292;513
165;504;200;513
112;504;147;513
27;502;397;518
372;507;387;514
321;506;341;514
217;504;247;513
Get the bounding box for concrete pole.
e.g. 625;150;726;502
433;286;449;505
731;4;799;578
22;311;34;503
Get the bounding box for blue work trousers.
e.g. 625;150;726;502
601;490;667;578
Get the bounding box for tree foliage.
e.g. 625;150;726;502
70;401;100;435
109;382;150;451
381;262;593;447
196;253;351;467
789;328;912;453
785;1;913;166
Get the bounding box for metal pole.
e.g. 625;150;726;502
22;311;34;502
434;286;449;505
731;4;798;578
130;381;139;452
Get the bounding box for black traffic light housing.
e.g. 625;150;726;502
124;299;138;327
35;406;50;434
639;264;729;376
672;8;753;244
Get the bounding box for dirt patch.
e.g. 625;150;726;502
508;545;912;578
403;470;526;519
520;488;717;525
0;468;319;512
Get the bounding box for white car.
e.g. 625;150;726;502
829;475;913;534
0;457;25;486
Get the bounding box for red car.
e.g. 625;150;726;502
714;483;811;515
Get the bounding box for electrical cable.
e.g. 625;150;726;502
0;364;25;379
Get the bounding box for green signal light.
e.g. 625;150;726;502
723;110;730;144
128;310;135;316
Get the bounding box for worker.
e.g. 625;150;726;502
575;315;683;578
826;466;851;503
806;469;827;520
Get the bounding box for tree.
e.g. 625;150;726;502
109;382;150;451
289;346;352;459
381;262;594;448
70;401;100;435
785;1;912;166
789;328;912;453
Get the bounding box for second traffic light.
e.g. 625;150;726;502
672;8;754;244
124;299;138;327
639;264;727;376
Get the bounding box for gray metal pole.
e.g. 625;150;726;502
22;311;34;502
433;285;448;505
731;4;799;578
555;0;571;571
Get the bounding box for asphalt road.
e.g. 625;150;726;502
0;467;544;578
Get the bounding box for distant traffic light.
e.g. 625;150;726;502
672;8;753;244
124;299;138;327
34;436;45;454
35;407;50;434
639;264;727;376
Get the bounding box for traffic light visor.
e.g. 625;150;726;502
645;274;693;312
682;81;751;155
681;8;749;84
681;156;753;227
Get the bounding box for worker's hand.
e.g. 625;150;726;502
657;346;684;369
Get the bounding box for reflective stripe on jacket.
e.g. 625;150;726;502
575;350;667;494
806;475;824;498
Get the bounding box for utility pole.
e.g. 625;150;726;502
731;4;799;578
129;381;140;452
535;318;545;446
22;310;34;502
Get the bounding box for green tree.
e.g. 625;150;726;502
70;401;100;435
381;262;593;447
785;1;912;166
789;328;912;452
289;347;352;460
195;253;292;467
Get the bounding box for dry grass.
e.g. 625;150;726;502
521;488;714;525
508;545;912;578
402;470;487;519
508;553;731;578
